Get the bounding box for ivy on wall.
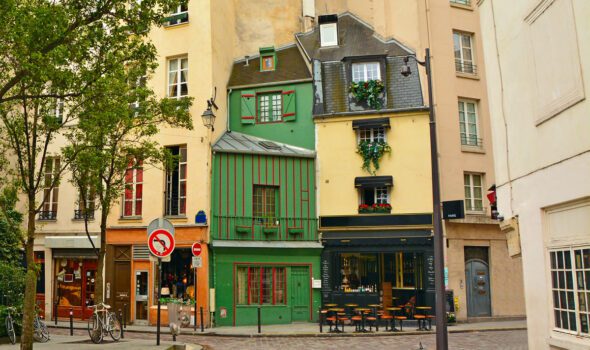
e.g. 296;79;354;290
349;80;384;109
356;140;391;175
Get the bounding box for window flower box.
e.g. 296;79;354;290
235;225;252;235
349;80;385;109
358;203;392;214
262;226;279;235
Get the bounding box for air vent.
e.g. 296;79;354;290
133;245;150;260
258;141;281;150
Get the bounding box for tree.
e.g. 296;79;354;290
0;1;182;348
64;57;193;307
0;185;24;265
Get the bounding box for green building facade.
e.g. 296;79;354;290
210;45;321;326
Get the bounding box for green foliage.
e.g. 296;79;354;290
0;262;26;337
160;297;194;305
0;185;23;264
349;80;385;109
356;140;391;175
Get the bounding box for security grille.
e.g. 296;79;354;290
133;245;150;260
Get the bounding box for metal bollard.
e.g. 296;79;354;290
69;308;73;336
123;304;127;329
200;307;204;332
257;306;261;334
54;302;58;325
319;308;323;333
193;304;197;331
118;309;124;339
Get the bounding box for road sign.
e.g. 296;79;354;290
147;218;175;237
192;242;202;257
192;256;202;268
148;229;175;258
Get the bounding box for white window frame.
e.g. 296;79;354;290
122;160;142;218
258;93;282;123
320;22;338;47
41;157;60;219
358;127;386;144
167;3;188;25
453;31;475;74
464;173;484;213
359;187;390;205
165;145;187;216
352;62;381;82
549;247;590;337
167;57;188;99
458;99;480;146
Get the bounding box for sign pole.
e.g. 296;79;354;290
157;258;161;346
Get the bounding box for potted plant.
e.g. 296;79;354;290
373;203;392;213
349;80;385;109
358;204;372;213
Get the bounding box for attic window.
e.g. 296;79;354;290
259;46;276;72
319;15;338;47
258;141;281;150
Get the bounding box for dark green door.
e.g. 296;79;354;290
290;267;310;321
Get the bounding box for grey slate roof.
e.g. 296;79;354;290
212;131;315;158
227;45;311;88
296;13;425;115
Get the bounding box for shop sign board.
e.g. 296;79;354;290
191;242;202;257
148;229;175;258
192;256;202;268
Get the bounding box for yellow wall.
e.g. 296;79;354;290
316;112;432;216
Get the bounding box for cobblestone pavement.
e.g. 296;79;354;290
52;328;527;350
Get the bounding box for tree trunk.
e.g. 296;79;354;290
20;196;37;350
93;212;108;304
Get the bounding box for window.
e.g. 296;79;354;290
358;127;385;144
123;158;143;217
166;3;188;25
165;146;187;216
458;99;480;146
51;98;64;123
237;266;287;305
464;173;484;212
75;187;95;220
253;186;278;224
261;56;275;71
450;0;471;5
453;31;476;74
154;248;195;303
40;157;60;220
320;22;338;47
257;93;282;123
352;62;381;82
550;248;590;336
360;187;389;206
168;57;188;99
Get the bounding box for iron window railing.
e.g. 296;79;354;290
212;215;318;241
455;61;478;75
74;209;95;220
38;211;57;220
460;135;483;147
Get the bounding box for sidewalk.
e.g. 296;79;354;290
0;335;201;350
47;318;526;337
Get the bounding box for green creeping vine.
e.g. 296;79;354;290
356;140;391;175
349;80;385;109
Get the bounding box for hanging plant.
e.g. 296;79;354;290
349;80;385;109
356;140;391;175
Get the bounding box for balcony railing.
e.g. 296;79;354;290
164;11;188;26
38;210;57;220
74;209;95;220
450;0;471;6
460;135;483;147
212;215;318;242
455;61;478;75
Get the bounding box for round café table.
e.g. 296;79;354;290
354;308;372;332
386;307;402;331
415;306;432;331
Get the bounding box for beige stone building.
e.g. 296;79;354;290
478;0;590;348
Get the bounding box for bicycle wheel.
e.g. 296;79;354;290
34;316;50;343
108;312;121;341
5;316;16;345
87;313;103;344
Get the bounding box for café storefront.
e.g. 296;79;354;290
319;214;435;312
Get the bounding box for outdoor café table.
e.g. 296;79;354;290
328;308;345;333
324;303;338;308
354;308;372;332
415;306;432;331
386;307;402;331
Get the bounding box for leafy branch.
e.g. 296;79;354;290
349;80;384;109
356;140;391;175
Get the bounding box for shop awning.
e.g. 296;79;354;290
52;248;98;259
45;236;100;249
354;176;393;188
352;118;390;130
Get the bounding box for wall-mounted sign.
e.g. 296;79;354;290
220;307;227;318
192;256;202;268
312;278;322;289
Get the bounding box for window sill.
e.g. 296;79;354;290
164;215;188;222
456;72;480;80
548;332;590;350
450;2;473;11
163;22;189;29
119;216;142;221
72;218;95;222
461;145;485;154
465;210;486;216
36;219;57;222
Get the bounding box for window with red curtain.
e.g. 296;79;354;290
123;158;143;217
237;266;286;305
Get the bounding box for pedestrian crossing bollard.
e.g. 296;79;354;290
69;308;73;336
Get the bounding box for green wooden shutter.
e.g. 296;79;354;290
240;90;256;125
282;87;296;122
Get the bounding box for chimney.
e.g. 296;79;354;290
244;55;249;66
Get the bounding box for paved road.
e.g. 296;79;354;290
51;328;528;350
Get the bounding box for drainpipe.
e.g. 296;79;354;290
227;89;232;133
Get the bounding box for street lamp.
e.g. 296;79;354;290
401;48;448;350
201;87;218;131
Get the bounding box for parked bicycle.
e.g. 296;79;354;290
4;306;50;344
87;303;121;344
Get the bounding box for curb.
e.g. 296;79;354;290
47;324;526;338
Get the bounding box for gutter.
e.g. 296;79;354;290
228;78;313;90
313;106;430;119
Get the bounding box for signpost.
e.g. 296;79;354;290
191;242;202;331
147;219;175;346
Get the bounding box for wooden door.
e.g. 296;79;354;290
290;266;310;321
113;261;131;322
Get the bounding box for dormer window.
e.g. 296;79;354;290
352;62;381;82
319;15;338;47
259;47;276;72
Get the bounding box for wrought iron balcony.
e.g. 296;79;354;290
74;209;95;220
164;12;188;26
212;215;318;242
460;135;483;147
38;211;57;220
455;61;478;75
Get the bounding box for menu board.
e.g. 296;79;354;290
321;255;331;300
426;253;435;291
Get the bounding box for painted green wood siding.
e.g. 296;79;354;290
211;153;317;241
229;82;314;150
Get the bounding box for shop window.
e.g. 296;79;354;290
35;252;45;294
550;247;590;335
155;248;195;302
337;253;379;292
40;157;60;220
236;266;286;305
253;186;278;225
55;258;96;308
392;252;424;289
123;158;143;217
165;145;187;216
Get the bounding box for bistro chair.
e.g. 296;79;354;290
414;306;431;331
365;309;378;332
350;311;363;332
337;311;349;332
